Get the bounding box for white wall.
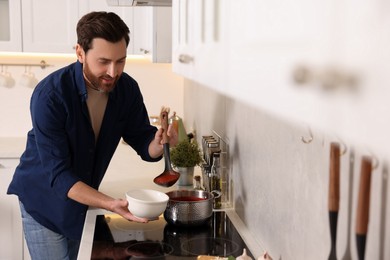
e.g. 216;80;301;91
183;79;390;260
0;55;183;137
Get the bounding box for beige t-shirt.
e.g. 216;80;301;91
85;86;108;142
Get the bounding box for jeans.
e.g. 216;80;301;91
20;202;80;260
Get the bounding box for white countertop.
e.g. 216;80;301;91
0;137;26;158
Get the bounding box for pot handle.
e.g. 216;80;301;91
211;190;222;199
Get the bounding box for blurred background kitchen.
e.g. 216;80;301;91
1;0;390;259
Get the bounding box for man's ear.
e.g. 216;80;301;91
75;44;85;64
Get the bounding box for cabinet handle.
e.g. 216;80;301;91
292;65;312;85
139;48;150;54
292;65;359;91
178;54;193;64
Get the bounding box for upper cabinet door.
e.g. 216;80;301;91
153;7;173;63
0;0;22;52
133;7;153;58
21;0;79;53
226;0;341;117
172;0;390;155
3;0;171;62
172;0;228;89
225;0;390;156
133;7;172;63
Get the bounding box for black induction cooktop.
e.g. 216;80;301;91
91;211;254;259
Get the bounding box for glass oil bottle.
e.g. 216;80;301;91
210;152;222;209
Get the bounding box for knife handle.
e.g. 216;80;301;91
355;156;372;260
328;142;341;211
356;156;372;235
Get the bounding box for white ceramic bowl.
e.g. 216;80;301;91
126;189;169;219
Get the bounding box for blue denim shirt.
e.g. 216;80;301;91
7;61;160;240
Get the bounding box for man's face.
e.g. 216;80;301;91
76;38;127;93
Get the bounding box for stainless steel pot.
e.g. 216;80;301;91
163;190;214;226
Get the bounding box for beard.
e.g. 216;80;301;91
83;61;118;93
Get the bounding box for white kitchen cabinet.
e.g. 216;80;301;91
21;0;127;54
21;0;79;53
21;0;133;54
173;0;390;157
225;0;341;131
173;0;338;102
0;158;26;259
171;0;196;79
172;0;228;90
0;0;22;51
133;7;172;63
225;0;390;156
19;0;171;62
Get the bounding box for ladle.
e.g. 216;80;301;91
153;109;180;187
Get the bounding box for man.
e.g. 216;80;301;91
7;11;176;260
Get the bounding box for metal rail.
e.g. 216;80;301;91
0;60;52;69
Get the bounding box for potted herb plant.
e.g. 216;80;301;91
170;139;203;186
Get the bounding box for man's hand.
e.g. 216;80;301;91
68;182;153;223
154;123;178;147
148;107;178;158
110;198;149;223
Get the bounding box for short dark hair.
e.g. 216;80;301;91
76;11;130;54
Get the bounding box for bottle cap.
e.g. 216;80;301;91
213;152;221;158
